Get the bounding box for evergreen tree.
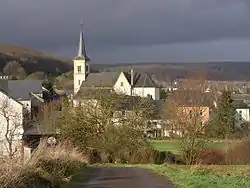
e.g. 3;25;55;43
208;90;235;138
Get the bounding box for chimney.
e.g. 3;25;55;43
130;69;134;96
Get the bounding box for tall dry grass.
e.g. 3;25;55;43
226;139;250;165
0;141;87;188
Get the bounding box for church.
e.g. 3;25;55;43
73;25;160;100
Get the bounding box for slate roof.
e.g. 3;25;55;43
79;71;158;89
0;80;42;100
123;72;158;87
168;90;216;108
81;72;121;88
8;80;42;100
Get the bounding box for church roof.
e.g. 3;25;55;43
74;24;90;61
80;72;121;88
123;72;158;88
79;71;158;89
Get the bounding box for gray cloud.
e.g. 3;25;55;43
1;0;250;62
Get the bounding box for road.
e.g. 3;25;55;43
71;166;176;188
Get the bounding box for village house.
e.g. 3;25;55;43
0;77;43;156
231;96;250;128
0;89;23;156
0;77;43;112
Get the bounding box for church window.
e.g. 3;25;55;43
77;66;81;73
120;82;124;87
78;80;81;86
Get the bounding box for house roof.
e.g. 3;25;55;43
0;88;23;105
81;72;121;88
8;80;42;100
79;71;158;89
232;100;249;108
168;90;215;108
123;72;158;87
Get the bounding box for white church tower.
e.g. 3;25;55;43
73;24;90;95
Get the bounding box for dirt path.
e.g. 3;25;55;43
71;166;176;188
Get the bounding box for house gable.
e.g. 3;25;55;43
114;72;131;95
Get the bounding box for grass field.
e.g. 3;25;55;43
151;140;231;155
141;164;250;188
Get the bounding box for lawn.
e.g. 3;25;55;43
140;164;250;188
151;140;230;155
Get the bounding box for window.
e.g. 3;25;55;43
121;111;126;116
77;66;81;73
120;82;124;87
239;110;243;121
86;65;89;72
78;80;81;86
200;111;203;116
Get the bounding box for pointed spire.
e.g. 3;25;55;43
76;22;89;60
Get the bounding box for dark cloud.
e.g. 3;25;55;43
1;0;250;62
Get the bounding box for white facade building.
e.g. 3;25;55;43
235;108;250;127
0;91;23;155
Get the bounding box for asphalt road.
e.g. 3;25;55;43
72;166;176;188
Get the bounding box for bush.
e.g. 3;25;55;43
196;149;225;165
87;149;102;164
0;141;86;188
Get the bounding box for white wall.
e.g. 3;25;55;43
133;87;160;100
114;72;131;95
73;59;89;95
19;100;31;112
0;92;23;156
114;73;160;100
235;108;250;127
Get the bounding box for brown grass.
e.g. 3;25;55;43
196;149;225;165
226;139;250;165
0;141;87;188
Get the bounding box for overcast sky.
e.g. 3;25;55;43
1;0;250;63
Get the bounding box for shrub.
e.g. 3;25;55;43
128;148;156;164
196;149;225;165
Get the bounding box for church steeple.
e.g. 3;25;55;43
75;23;90;61
73;23;90;95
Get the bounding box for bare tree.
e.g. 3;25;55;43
34;101;62;135
0;95;23;158
165;75;213;164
